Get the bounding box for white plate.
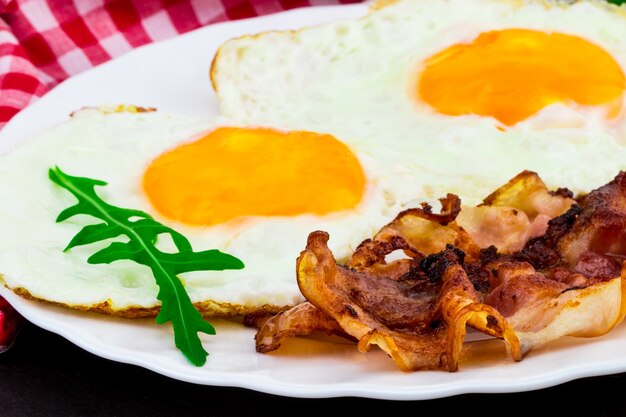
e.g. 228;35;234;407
3;3;626;401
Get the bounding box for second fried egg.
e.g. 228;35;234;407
211;0;626;206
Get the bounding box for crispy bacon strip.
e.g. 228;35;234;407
354;194;481;263
458;170;574;253
483;260;626;355
245;302;350;353
296;232;520;371
482;170;574;219
557;172;626;270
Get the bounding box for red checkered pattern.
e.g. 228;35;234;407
0;0;364;346
0;0;362;129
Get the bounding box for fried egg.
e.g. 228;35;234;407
211;0;626;205
0;107;390;317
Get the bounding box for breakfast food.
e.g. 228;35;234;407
211;0;626;204
1;0;626;371
245;171;626;371
0;106;391;318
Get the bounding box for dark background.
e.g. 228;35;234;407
3;321;626;417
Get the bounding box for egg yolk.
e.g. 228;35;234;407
418;29;626;126
142;127;366;226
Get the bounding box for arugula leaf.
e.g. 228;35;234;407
607;0;626;4
49;166;245;366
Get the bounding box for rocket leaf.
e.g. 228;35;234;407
49;166;245;366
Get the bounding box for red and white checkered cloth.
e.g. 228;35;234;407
0;0;363;129
0;0;363;347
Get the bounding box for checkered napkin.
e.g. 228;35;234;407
0;0;362;128
0;0;362;347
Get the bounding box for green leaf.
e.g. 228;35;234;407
607;0;626;4
64;222;123;251
49;166;245;366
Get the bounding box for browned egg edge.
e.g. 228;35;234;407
2;283;293;319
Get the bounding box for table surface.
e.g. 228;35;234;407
3;321;626;416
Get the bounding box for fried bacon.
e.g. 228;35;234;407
558;172;626;270
485;260;626;353
245;302;350;353
296;232;520;371
244;171;626;372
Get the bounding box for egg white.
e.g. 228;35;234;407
0;108;391;315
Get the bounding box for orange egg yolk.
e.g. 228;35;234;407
418;29;626;126
142;127;366;226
